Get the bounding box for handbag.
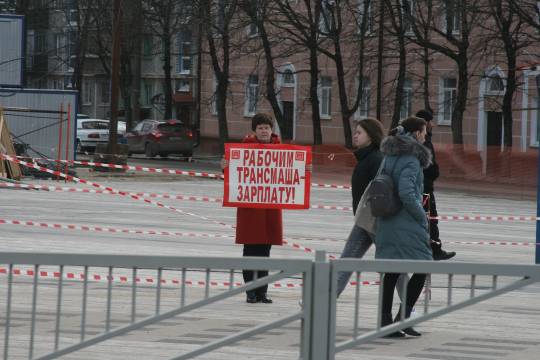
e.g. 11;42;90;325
364;157;402;218
354;181;378;234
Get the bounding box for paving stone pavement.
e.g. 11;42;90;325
1;171;539;359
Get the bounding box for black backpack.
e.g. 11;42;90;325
366;157;402;217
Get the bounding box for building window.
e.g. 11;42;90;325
319;0;334;35
358;0;374;34
143;35;153;57
175;79;190;92
54;33;65;57
49;79;64;90
100;81;110;104
487;75;504;94
247;22;258;37
439;78;456;125
399;79;412;119
282;69;295;86
401;0;415;34
319;76;332;118
82;80;93;105
143;82;153;106
443;0;460;34
245;74;259;116
355;77;370;119
176;31;192;74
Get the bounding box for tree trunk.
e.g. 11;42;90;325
162;33;173;119
502;44;516;148
130;0;143;130
309;46;322;145
376;0;385;120
216;77;229;149
452;56;467;145
391;32;406;129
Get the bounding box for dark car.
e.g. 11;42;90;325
126;119;195;158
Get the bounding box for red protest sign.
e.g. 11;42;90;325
223;143;312;209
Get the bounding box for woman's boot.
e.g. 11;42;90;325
394;306;421;337
381;313;405;338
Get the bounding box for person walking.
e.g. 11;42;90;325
415;109;456;261
222;113;283;304
375;116;433;337
336;118;384;296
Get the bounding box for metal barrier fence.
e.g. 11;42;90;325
1;251;539;360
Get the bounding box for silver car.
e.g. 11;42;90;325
76;119;126;153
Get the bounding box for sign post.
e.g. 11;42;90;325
223;143;312;209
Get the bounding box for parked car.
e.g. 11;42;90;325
125;119;195;158
76;119;127;153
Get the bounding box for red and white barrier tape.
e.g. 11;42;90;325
0;218;233;239
15;155;353;190
0;218;330;257
0;266;380;289
0;182;354;212
5;182;539;221
40;157;224;179
0;154;235;229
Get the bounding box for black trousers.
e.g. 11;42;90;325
382;273;427;315
424;192;442;252
242;244;272;297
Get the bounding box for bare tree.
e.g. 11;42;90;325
406;0;487;145
314;0;377;147
143;0;192;119
198;0;239;148
271;0;326;145
484;0;532;147
385;0;410;128
239;0;286;138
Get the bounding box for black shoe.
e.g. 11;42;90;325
246;294;258;303
381;313;405;338
394;306;420;337
402;327;422;337
433;250;456;261
257;294;273;304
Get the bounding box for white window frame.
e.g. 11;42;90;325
143;82;153;106
82;79;93;105
247;22;258;37
438;77;457;126
355;77;371;119
100;81;111;104
176;32;192;74
175;79;190;93
281;69;295;87
485;74;505;96
442;0;460;34
399;79;412;119
531;97;540;147
357;0;374;34
319;76;332;119
319;0;334;36
244;75;259;116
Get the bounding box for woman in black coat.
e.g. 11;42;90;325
336;118;384;296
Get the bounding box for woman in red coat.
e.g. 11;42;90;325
223;113;283;303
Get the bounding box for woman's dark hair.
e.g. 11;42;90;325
251;113;274;131
354;118;384;147
388;116;426;136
